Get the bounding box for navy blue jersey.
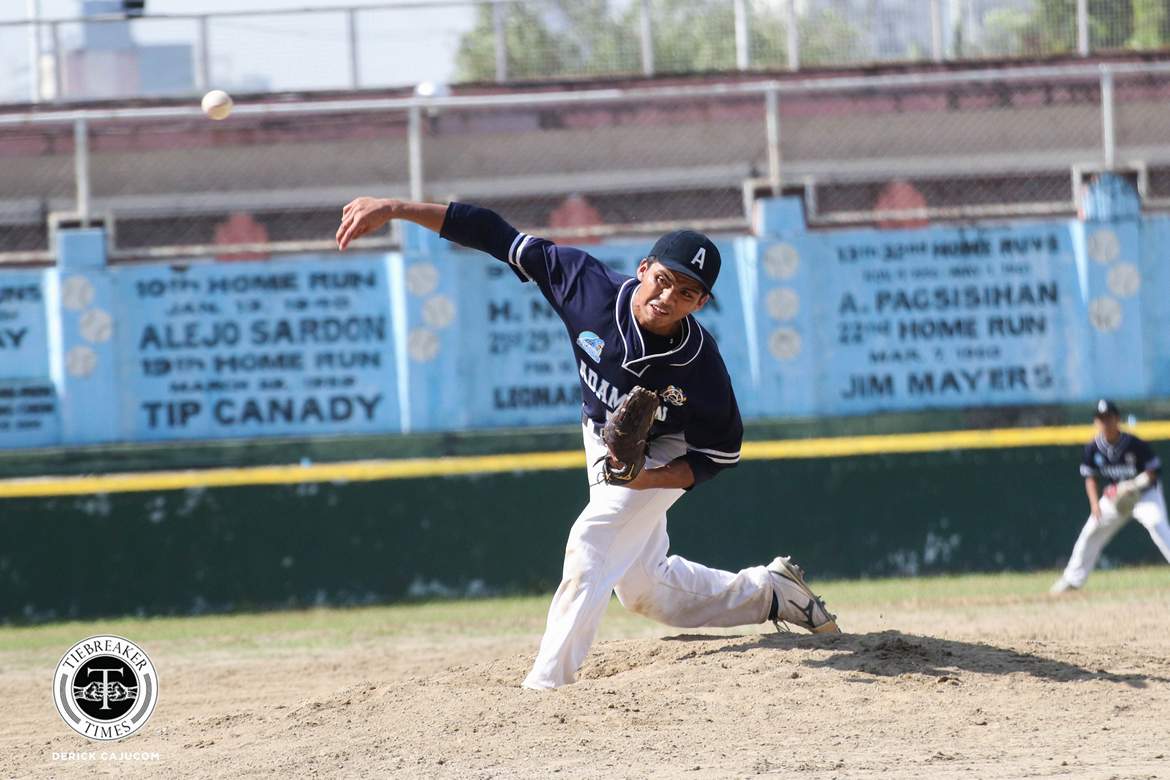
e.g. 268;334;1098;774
440;202;742;486
1080;432;1161;486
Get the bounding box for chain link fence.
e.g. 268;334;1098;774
92;110;409;259
792;68;1104;224
4;1;1170;105
0;121;75;260
3;62;1170;262
1113;67;1170;207
421;92;765;228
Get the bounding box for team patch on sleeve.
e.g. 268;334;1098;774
576;331;605;362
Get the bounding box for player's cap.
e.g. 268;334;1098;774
1093;399;1121;418
647;230;721;296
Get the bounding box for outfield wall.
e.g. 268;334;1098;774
2;427;1168;621
1;179;1167;448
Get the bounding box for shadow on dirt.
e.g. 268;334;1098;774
662;630;1169;689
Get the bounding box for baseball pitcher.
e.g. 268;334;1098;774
336;198;839;689
1051;399;1170;593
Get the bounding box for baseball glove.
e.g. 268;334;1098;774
1112;479;1142;516
599;386;660;485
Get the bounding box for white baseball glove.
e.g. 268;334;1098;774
1112;479;1143;517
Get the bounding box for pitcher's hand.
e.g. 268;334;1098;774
336;197;396;250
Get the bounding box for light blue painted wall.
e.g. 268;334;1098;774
1;183;1166;449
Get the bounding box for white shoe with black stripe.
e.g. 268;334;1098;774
767;556;840;634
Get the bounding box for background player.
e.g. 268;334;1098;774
336;196;839;689
1051;399;1170;593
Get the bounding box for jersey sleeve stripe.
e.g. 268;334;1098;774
1147;456;1162;471
689;445;741;458
507;233;535;283
1079;465;1097;477
689;450;740;464
699;455;740;464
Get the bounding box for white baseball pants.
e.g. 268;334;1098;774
522;424;774;690
1060;487;1170;587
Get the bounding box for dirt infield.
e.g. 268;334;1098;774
3;570;1169;779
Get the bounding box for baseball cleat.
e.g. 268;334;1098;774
1049;576;1080;595
767;556;840;634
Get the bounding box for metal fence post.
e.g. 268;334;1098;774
196;15;210;91
784;0;799;71
492;2;508;83
28;0;42;103
765;86;781;194
930;0;944;62
639;0;655;77
408;105;424;201
50;20;62;101
1077;0;1090;56
734;0;750;70
347;8;360;90
73;118;90;223
1100;65;1115;169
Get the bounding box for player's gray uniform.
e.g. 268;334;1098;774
1059;432;1170;587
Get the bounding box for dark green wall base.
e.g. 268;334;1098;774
3;443;1167;622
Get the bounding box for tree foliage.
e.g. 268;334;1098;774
454;0;1170;84
973;0;1169;57
454;0;861;82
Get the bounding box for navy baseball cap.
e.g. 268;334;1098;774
647;229;721;296
1094;399;1120;418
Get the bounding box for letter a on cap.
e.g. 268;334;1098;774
691;247;706;269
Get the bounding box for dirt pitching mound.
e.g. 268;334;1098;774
8;589;1170;779
130;629;1165;779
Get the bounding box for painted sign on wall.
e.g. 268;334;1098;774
115;258;400;441
0;190;1166;449
0;271;58;447
740;193;1156;418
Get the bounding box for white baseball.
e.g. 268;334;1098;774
66;345;98;378
407;328;441;363
61;275;95;311
763;243;800;280
406;263;440;297
80;308;114;343
201;90;234;121
422;295;457;329
769;327;803;360
1088;296;1122;333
